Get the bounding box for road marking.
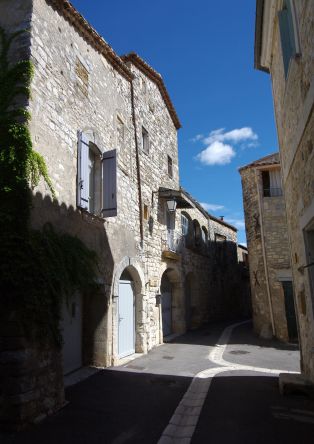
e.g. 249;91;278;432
157;320;300;444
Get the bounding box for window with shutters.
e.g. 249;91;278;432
278;0;300;78
77;131;117;217
142;127;149;154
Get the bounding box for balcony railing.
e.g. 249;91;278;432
263;187;283;197
163;229;184;254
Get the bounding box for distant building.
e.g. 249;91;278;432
255;0;314;384
239;153;297;342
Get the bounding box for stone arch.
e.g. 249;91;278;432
111;257;146;363
159;265;184;338
193;219;202;247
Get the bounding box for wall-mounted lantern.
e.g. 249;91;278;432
166;199;177;212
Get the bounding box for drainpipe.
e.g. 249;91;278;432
130;81;144;246
255;168;275;336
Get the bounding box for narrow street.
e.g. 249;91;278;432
3;321;314;444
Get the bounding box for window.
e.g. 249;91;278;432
75;58;89;96
77;131;117;217
116;116;124;150
262;169;282;197
168;155;173;178
143;204;149;220
278;0;299;78
142;127;149;154
181;214;189;236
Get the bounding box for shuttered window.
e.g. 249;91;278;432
278;0;297;78
102;149;117;217
77;131;90;210
78;132;117;217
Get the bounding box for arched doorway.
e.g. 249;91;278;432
161;272;172;337
118;269;135;358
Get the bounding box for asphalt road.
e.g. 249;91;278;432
3;320;314;444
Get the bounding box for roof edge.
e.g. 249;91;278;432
121;52;182;130
238;152;280;172
180;187;238;232
47;0;133;81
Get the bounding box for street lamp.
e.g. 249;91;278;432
166;199;177;212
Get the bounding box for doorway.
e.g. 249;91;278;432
118;270;135;358
161;272;172;337
282;281;298;342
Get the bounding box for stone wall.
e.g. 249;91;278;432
268;1;314;381
1;0;246;429
240;163;292;341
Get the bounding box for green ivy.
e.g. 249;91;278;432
0;28;99;347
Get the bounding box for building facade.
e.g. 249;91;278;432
0;0;247;430
255;0;314;383
240;153;297;342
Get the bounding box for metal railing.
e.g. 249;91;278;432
263;187;283;197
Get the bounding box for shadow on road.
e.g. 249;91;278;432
2;370;191;444
192;374;314;444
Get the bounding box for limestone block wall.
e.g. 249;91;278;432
240;165;292;340
269;1;314;380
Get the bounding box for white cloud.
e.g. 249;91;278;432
196;141;235;165
225;218;246;230
200;202;224;212
190;134;204;142
204;127;258;145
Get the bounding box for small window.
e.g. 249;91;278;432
143;204;149;220
142;127;149;154
262;170;282;197
181;214;189;236
278;0;299;78
168;155;173;178
117;116;124;150
75;58;89;96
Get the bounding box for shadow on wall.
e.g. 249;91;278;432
31;191;115;366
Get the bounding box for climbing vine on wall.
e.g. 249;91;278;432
0;28;99;346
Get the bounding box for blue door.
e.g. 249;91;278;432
118;280;135;358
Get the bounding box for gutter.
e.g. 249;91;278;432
130;81;144;246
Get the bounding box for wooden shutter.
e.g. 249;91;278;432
278;7;294;77
102;149;117;217
77;131;90;210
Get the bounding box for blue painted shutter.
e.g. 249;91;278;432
77;131;90;210
278;6;295;78
102;149;117;217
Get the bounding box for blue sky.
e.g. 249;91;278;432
70;0;278;244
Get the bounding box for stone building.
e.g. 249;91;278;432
0;0;245;430
240;153;297;342
255;0;314;384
